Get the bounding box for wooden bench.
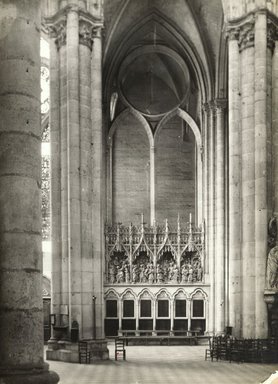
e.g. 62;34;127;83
117;335;198;346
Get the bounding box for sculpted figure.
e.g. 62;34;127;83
116;266;125;284
188;264;193;283
197;263;203;282
172;265;179;283
181;265;188;283
124;264;130;283
148;264;155;284
267;246;278;289
157;265;164;283
132;265;138;283
109;262;116;284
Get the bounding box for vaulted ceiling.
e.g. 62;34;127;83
103;0;224;102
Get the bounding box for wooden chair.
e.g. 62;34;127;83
115;338;126;360
205;337;218;361
78;341;91;364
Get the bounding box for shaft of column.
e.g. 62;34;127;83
273;31;278;217
202;105;209;276
60;41;69;308
241;40;256;338
254;12;271;338
150;145;156;224
91;26;105;339
215;102;226;333
49;37;62;339
208;104;216;333
227;34;242;337
79;31;93;339
66;8;82;324
0;1;59;383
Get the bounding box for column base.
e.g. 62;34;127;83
0;368;59;384
46;339;109;363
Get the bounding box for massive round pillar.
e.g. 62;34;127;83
254;11;272;338
0;1;59;383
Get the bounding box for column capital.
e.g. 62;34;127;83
44;8;103;50
225;13;255;51
213;99;228;112
238;21;255;51
225;26;240;41
45;12;67;49
267;18;278;52
79;10;103;49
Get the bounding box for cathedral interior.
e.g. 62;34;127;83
0;0;278;382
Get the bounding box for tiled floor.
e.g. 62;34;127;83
47;342;278;384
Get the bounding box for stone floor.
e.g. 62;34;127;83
47;342;278;384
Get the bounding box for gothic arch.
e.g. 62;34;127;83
121;288;136;299
108;108;154;148
190;288;208;300
156;288;171;300
105;288;120;300
138;288;155;300
154;108;202;149
173;288;189;299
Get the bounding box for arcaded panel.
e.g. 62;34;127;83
156;116;195;225
112;112;150;224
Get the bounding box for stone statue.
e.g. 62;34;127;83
188;264;193;283
267;246;278;289
181;265;188;283
171;265;179;283
157;265;164;283
108;262;116;284
132;264;138;283
116;266;125;284
124;264;130;283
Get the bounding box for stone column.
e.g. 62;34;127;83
150;145;156;224
273;25;278;217
202;104;209;276
239;21;256;338
59;26;70;315
46;6;108;361
49;36;62;339
254;11;272;338
214;100;226;333
0;1;59;383
227;28;242;337
207;103;216;333
66;6;82;326
79;19;93;339
91;25;106;341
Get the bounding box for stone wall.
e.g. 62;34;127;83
156;115;195;225
112;111;150;223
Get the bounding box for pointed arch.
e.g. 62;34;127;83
138;288;155;300
173;288;189;299
121;288;136;299
108;108;154;148
190;288;208;300
105;289;120;300
156;288;171;300
154;108;202;150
